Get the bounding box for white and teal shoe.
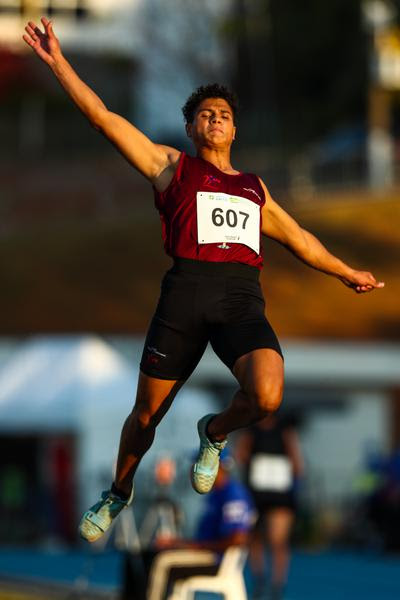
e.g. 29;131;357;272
191;414;227;494
79;485;134;543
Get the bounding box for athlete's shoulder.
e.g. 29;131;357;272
257;176;273;200
153;147;183;193
153;145;182;170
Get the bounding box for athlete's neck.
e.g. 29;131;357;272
196;148;240;175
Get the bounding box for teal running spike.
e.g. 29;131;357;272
79;485;134;543
191;414;227;494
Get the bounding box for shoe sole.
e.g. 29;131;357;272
191;414;222;494
79;513;105;543
190;464;215;494
78;485;134;543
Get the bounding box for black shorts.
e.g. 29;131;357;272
252;490;297;514
140;258;283;381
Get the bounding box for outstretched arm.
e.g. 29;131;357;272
23;17;180;191
259;180;385;294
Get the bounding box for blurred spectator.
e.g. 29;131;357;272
121;454;183;599
139;455;184;549
236;414;304;600
189;447;254;553
124;448;254;600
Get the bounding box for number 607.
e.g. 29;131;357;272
211;208;249;229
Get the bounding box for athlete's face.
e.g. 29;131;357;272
186;98;236;149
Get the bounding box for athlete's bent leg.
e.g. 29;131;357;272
207;348;284;442
79;372;183;542
191;348;283;495
114;372;183;497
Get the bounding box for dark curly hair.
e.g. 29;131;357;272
182;83;238;124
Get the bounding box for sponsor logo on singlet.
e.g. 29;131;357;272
203;174;221;188
242;187;262;202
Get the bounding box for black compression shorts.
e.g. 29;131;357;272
252;490;297;514
140;258;283;381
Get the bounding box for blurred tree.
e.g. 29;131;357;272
227;0;368;151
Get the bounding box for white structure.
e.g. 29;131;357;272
0;335;217;515
0;335;137;512
0;334;397;516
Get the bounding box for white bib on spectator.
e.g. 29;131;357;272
249;454;293;492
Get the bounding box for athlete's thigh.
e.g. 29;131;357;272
231;348;284;412
210;316;283;376
140;270;208;381
140;317;208;382
209;271;282;369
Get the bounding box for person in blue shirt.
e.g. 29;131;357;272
194;448;254;551
146;448;254;599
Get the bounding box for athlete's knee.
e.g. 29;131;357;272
135;411;154;430
250;379;283;416
131;405;160;430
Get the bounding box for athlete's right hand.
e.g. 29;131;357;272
23;16;61;67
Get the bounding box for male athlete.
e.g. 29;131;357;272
23;17;384;543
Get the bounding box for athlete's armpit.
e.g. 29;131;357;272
153;146;182;193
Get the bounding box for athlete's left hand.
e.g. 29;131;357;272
339;270;385;294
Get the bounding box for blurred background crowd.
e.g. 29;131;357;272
0;1;400;599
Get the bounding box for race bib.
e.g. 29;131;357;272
196;191;260;254
249;454;293;492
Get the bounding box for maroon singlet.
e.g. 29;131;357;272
154;152;266;269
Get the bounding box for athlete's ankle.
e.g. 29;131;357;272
111;482;131;501
206;418;226;444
